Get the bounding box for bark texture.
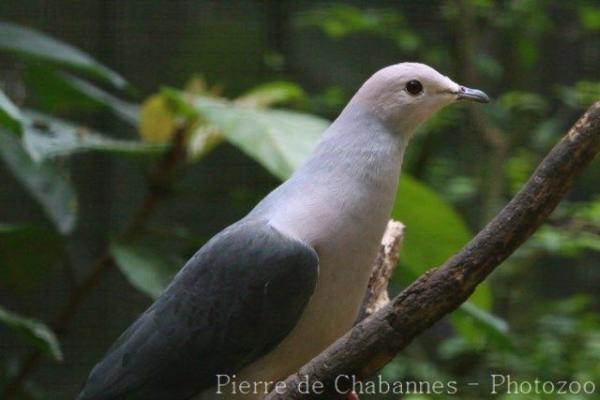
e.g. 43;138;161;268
358;220;404;321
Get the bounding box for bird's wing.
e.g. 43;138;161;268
78;218;319;400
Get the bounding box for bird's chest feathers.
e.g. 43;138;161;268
259;168;401;375
271;148;403;307
314;175;399;302
294;147;402;266
312;178;394;269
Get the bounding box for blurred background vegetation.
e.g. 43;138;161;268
0;1;599;399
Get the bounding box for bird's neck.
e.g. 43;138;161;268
266;102;407;250
300;101;406;189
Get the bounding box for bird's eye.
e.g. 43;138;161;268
405;80;423;96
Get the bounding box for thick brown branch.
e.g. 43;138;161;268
266;100;600;400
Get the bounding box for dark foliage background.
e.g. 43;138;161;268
0;1;599;399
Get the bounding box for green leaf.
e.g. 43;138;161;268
236;81;305;108
0;89;25;133
515;38;539;70
24;64;104;115
392;175;470;277
0;128;78;234
185;94;328;179
498;91;548;114
391;175;492;311
0;21;127;89
111;241;181;299
24;65;138;124
0;305;62;361
557;81;600;110
0;224;64;290
186;124;224;162
452;302;512;349
59;74;139;125
530;225;600;257
578;5;600;31
295;4;406;40
22;111;162;162
575;196;600;224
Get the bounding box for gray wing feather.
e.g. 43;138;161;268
77;218;319;400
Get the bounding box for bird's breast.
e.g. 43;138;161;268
234;168;401;385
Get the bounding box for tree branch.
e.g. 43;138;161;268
357;221;404;321
265;100;600;399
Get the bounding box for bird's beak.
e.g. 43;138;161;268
455;85;490;103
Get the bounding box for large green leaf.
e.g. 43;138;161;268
392;175;471;278
22;111;162;162
0;129;78;234
0;305;62;361
0;224;64;290
0;89;25;133
24;64;104;115
0;21;127;89
111;241;181;299
180;93;329;179
24;65;138;124
59;74;139;125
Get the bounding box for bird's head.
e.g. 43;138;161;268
354;62;489;137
